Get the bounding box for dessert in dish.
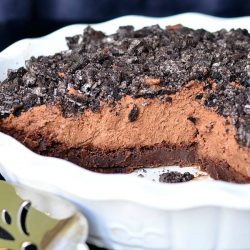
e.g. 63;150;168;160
0;25;249;182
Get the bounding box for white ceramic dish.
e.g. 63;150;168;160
1;13;250;250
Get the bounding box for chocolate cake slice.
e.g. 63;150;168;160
0;25;249;182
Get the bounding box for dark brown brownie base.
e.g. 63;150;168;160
200;158;250;183
2;128;249;183
90;159;250;183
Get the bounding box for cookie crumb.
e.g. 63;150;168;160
165;96;173;103
195;93;203;100
128;105;139;122
187;116;197;124
159;171;194;183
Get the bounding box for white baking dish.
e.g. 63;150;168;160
0;13;250;250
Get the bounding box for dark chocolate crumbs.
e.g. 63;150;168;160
195;93;203;100
0;25;250;147
159;171;194;183
187;116;197;124
128;105;139;122
165;96;173;103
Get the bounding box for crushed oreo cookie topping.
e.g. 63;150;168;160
0;25;249;146
159;171;194;183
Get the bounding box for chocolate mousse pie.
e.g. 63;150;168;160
0;25;249;182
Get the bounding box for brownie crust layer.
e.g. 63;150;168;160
1;125;249;183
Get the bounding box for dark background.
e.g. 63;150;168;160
0;1;249;249
0;0;250;51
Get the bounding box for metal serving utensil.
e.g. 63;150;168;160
0;180;88;250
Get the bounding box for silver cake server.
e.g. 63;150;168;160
0;180;88;250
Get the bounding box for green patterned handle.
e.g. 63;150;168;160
0;181;88;250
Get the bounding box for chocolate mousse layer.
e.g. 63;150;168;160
0;25;249;182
